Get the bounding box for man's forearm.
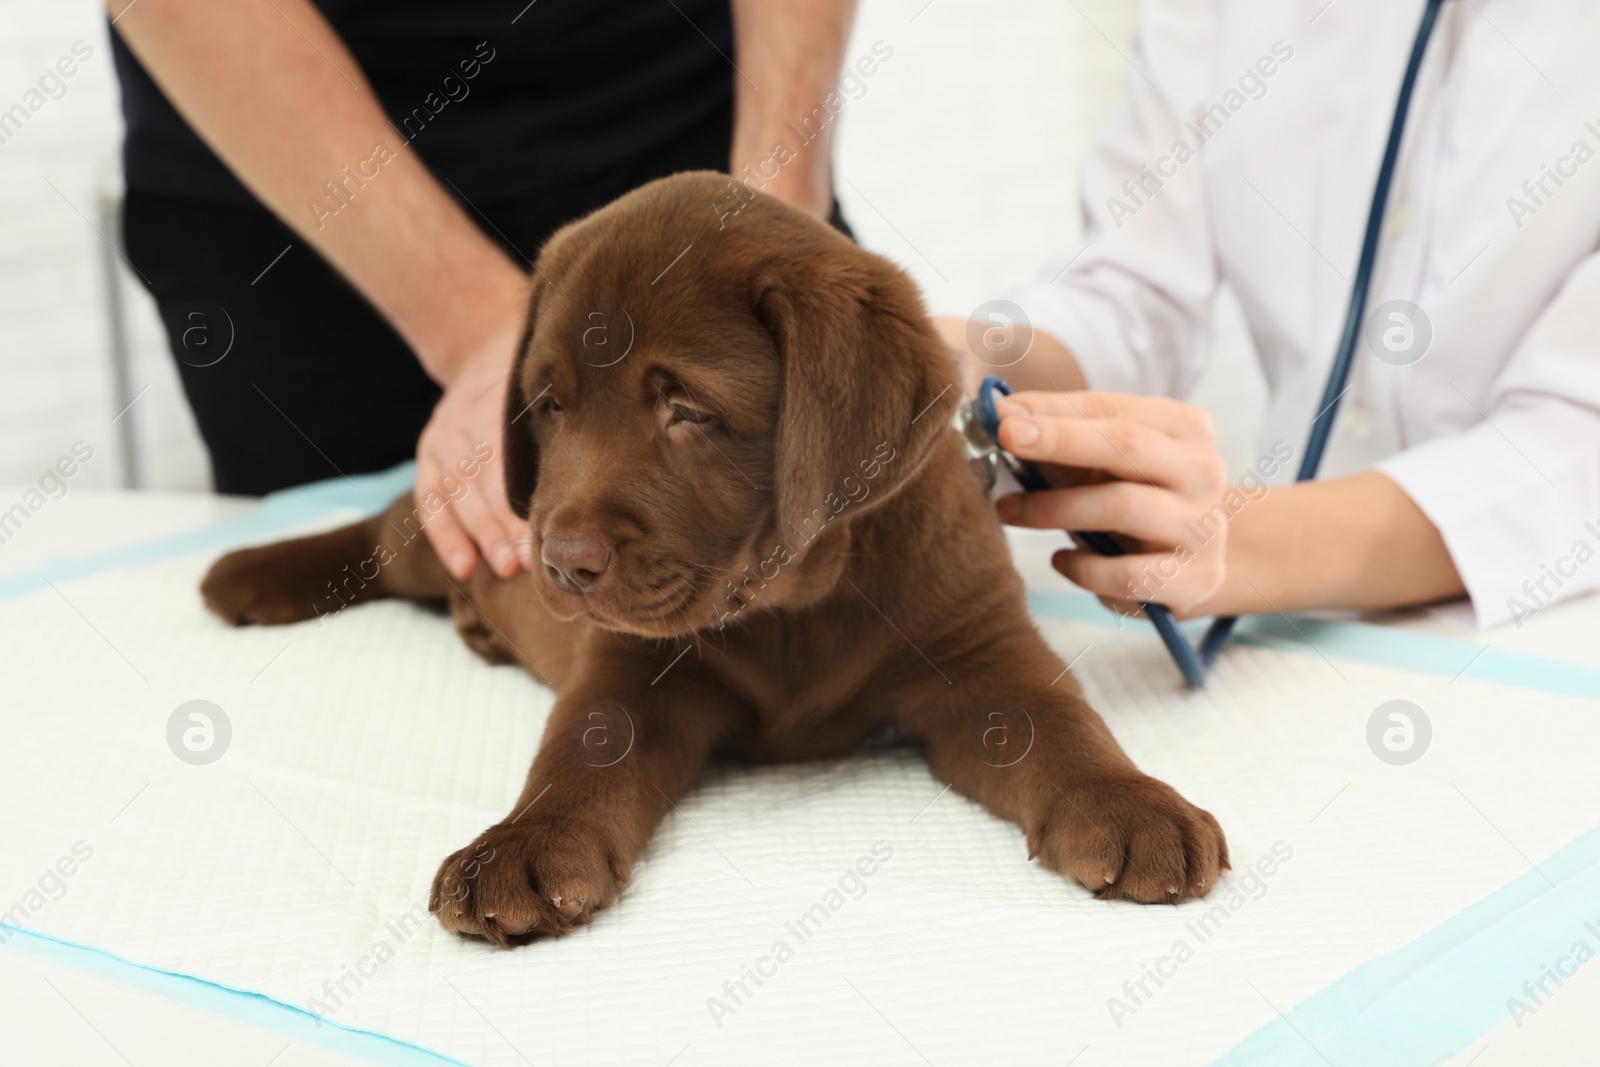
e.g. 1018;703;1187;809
729;0;857;216
1203;470;1465;616
110;0;525;383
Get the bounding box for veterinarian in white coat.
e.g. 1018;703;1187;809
957;0;1600;629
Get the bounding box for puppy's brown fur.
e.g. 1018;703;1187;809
201;172;1227;946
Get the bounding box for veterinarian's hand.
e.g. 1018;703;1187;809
994;391;1230;617
416;329;532;583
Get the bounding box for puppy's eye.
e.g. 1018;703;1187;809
669;402;712;426
539;396;563;416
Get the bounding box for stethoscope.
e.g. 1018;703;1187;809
955;0;1451;687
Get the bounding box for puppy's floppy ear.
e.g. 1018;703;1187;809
754;249;958;554
501;278;549;521
502;356;538;520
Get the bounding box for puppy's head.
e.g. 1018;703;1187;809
504;171;956;637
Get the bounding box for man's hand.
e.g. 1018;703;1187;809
112;0;536;580
416;320;532;582
994;391;1230;617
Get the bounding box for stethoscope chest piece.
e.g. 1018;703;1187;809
953;376;1049;493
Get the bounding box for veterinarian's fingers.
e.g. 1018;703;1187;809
416;462;479;581
1097;593;1145;618
995;482;1190;544
1003;391;1216;445
1052;548;1218;617
998;411;1224;495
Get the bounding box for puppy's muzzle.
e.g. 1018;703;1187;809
541;535;611;595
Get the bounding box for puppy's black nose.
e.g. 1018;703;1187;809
541;535;611;594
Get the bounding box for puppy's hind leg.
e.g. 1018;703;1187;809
201;492;452;626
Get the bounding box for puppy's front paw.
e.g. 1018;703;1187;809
1030;775;1228;904
429;816;628;947
201;542;349;626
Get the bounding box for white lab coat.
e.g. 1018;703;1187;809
1013;0;1600;627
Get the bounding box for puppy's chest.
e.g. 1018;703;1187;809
705;611;885;724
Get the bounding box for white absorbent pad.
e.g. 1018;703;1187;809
3;477;1600;1067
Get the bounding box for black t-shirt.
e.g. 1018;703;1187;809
110;0;734;205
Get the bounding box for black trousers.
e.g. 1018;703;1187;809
125;105;849;496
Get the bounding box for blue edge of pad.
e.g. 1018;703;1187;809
3;463;1596;1066
0;924;469;1067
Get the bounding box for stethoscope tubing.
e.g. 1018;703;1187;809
1199;0;1451;669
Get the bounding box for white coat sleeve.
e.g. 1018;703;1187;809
1377;251;1600;628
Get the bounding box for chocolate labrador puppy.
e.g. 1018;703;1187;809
201;172;1227;946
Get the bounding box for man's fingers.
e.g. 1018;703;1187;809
996;483;1190;545
1002;391;1215;444
998;411;1222;494
475;450;534;569
417;464;479;581
446;464;523;579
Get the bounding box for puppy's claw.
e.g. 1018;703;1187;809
551;894;586;921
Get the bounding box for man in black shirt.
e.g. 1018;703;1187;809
109;0;857;583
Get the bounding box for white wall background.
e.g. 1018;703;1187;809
0;0;1265;495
